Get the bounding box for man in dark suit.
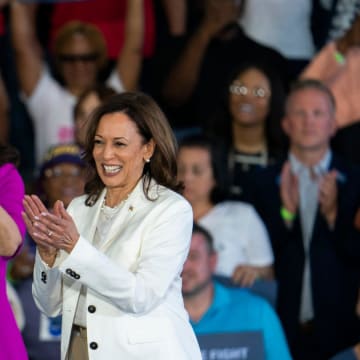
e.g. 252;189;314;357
251;79;360;360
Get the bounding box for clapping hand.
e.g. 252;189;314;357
22;195;80;266
319;170;338;227
280;161;299;222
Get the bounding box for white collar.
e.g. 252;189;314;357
289;150;332;177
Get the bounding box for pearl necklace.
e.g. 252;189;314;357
100;194;130;220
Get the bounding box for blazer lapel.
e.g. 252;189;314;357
98;180;146;252
80;189;106;244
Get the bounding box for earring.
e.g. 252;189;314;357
145;158;151;163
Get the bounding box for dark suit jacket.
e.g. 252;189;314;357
250;154;360;359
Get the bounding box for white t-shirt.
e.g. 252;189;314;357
239;0;315;59
24;67;123;166
198;201;273;277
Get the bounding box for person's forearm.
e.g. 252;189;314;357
10;0;38;52
161;0;186;36
10;0;42;96
116;0;144;91
0;206;22;257
162;25;212;105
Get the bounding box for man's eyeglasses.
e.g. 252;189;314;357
229;84;271;98
58;53;99;63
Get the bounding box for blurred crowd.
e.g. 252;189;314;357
1;0;360;359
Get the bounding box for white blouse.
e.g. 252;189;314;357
198;201;274;277
239;0;315;59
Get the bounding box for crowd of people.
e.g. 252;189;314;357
1;1;360;359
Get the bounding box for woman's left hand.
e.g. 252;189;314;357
232;265;260;287
23;195;79;254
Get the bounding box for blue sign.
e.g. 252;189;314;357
197;331;265;360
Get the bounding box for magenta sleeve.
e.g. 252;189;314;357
0;163;26;240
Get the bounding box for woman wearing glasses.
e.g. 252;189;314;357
206;62;287;203
9;0;143;166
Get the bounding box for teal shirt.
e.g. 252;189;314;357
191;282;292;360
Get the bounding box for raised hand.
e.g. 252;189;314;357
201;0;240;38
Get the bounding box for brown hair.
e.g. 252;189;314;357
53;21;107;72
286;78;336;115
73;84;117;121
83;92;182;206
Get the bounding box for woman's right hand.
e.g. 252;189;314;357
22;195;58;265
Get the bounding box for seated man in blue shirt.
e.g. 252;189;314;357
182;223;292;360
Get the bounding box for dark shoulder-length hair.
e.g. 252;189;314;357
0;144;20;167
83;91;182;206
73;84;117;121
178;134;229;204
206;61;288;158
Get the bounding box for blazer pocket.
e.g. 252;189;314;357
127;317;167;344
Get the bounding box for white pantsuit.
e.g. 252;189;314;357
32;179;201;360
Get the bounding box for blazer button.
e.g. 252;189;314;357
74;273;80;280
89;342;98;350
88;305;96;313
66;268;72;275
41;271;47;284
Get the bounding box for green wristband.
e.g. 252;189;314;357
280;206;296;222
334;51;345;65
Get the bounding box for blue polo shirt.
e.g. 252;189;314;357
191;282;292;360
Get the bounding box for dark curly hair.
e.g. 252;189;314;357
206;61;288;159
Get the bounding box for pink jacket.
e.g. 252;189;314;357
0;163;28;360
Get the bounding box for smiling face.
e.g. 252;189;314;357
177;146;216;205
229;67;271;128
282;88;336;156
92;112;155;199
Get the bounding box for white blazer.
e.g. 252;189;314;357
32;179;201;360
